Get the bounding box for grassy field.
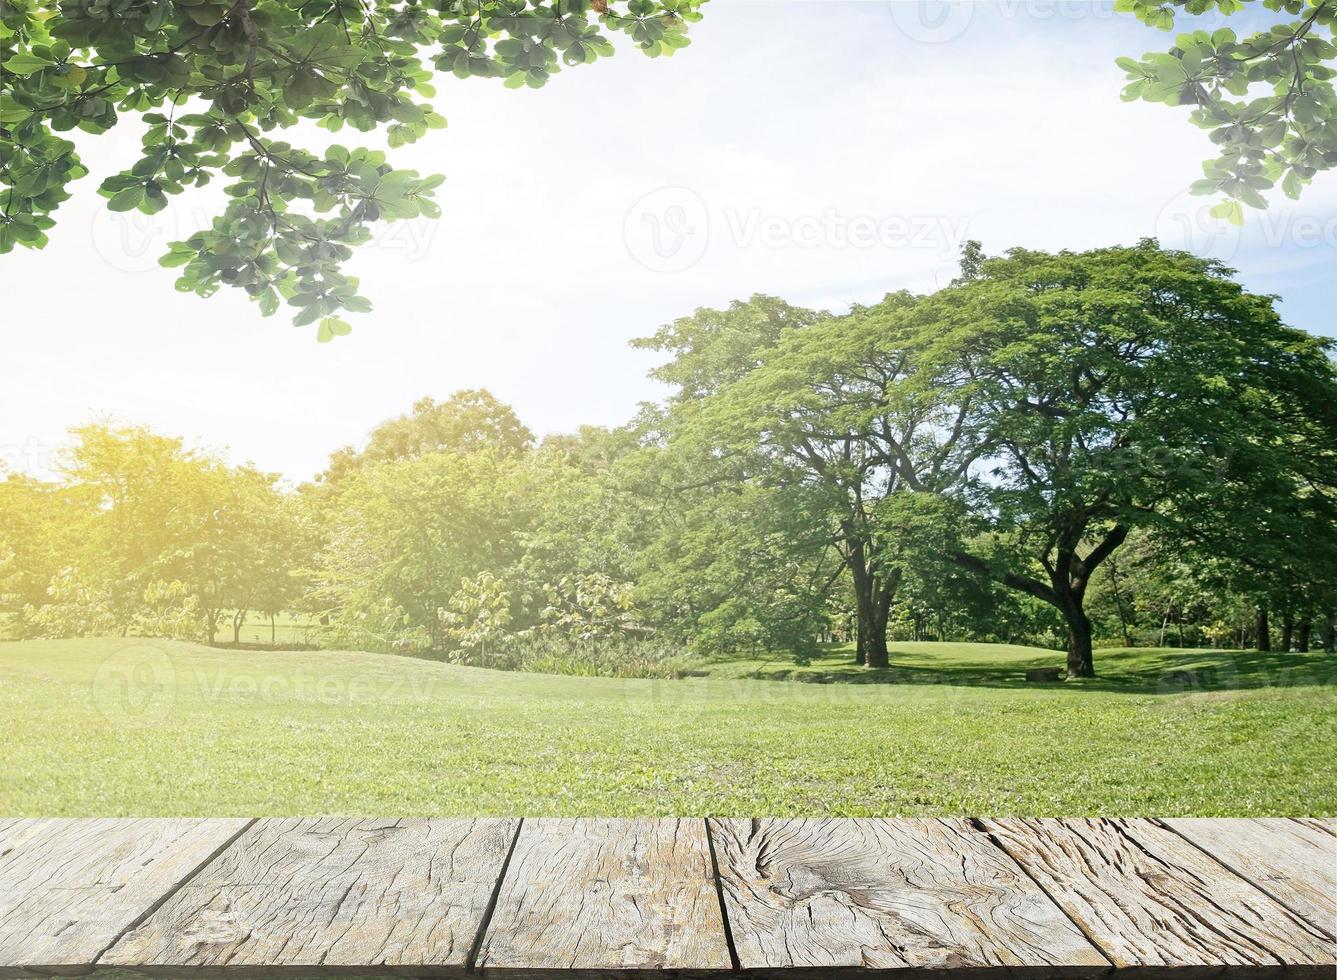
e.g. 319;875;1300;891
1;637;1333;815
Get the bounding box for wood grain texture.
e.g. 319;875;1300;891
1293;817;1336;837
985;818;1336;977
475;818;730;977
1161;818;1336;937
0;817;251;978
103;817;519;977
710;817;1108;978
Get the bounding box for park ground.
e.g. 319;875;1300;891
1;638;1333;815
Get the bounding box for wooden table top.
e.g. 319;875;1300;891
0;817;1332;978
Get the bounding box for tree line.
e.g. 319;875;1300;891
3;242;1335;677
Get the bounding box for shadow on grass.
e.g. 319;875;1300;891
720;645;1337;694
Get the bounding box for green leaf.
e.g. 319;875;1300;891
107;186;145;212
1210;198;1244;225
3;53;52;76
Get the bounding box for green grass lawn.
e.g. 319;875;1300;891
1;637;1333;815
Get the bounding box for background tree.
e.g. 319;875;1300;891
629;445;840;658
9;422;305;642
311;448;538;651
179;462;290;644
680;295;983;667
439;570;512;664
631;294;822;403
319;388;533;483
0;0;703;337
0;472;90;619
1117;0;1336;222
923;241;1337;676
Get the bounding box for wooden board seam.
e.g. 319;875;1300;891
465;816;524;974
965;817;1117;970
1154;818;1337;941
1294;816;1337;837
88;817;258;968
703;817;742;973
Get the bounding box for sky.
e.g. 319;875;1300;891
2;0;1334;483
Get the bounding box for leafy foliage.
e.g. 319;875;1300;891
438;569;513;661
4;271;1334;668
312;447;538;650
0;0;704;336
919;241;1337;674
319;388;534;483
5;423;299;642
1117;0;1336;221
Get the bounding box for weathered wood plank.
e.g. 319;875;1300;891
709;817;1108;977
103;817;519;977
1293;817;1336;837
1161;817;1336;937
0;817;252;979
985;818;1336;977
475;818;730;977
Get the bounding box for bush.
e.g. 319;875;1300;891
483;632;696;679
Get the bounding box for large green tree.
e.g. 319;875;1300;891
1;0;703;337
922;241;1337;677
669;294;985;668
631;296;862;657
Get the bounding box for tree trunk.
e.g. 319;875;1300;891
1256;605;1270;651
847;541;869;667
848;542;891;668
1063;603;1095;679
1324;611;1335;653
271;614;277;646
854;584;887;668
232;610;245;645
1297;616;1311;653
1282;609;1294;652
865;583;893;669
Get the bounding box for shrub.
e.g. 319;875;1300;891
492;632;695;679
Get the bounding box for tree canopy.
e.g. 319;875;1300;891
0;0;703;337
644;242;1337;676
920;241;1337;675
319;388;534;483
